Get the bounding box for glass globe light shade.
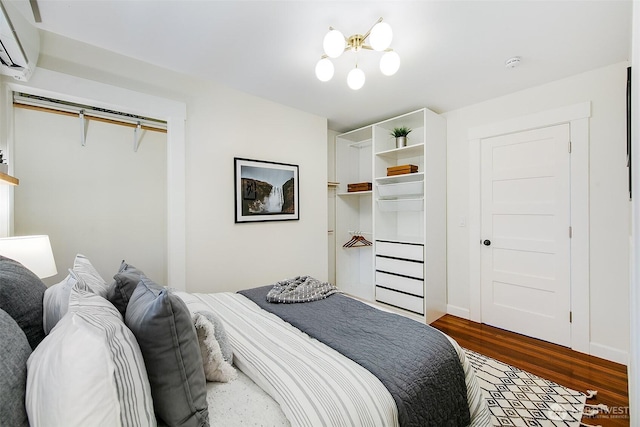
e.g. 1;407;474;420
369;22;393;51
380;51;401;76
315;58;334;82
323;29;345;58
347;67;365;90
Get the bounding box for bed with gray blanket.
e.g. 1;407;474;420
241;285;470;426
178;283;490;427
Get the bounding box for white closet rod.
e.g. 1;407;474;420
13;96;167;133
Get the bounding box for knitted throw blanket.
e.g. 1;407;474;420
266;276;339;303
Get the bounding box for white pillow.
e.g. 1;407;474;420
72;254;110;297
26;285;156;427
42;254;111;334
42;272;78;334
193;312;236;383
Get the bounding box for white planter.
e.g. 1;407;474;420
0;164;8;174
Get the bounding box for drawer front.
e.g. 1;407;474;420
375;271;424;297
375;286;424;315
376;256;424;279
376;241;423;262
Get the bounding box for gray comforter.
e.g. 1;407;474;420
239;285;471;427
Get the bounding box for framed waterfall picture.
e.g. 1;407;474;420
234;157;300;223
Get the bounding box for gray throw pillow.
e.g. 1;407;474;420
195;310;233;364
125;276;209;427
0;308;31;427
107;261;146;316
0;255;46;349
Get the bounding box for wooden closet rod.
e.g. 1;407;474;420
13;103;168;134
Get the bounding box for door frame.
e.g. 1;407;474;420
468;102;591;354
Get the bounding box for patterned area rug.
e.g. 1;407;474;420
465;349;586;427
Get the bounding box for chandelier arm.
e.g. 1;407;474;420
362;17;383;41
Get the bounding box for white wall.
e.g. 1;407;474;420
12;108;167;285
184;86;328;292
7;30;328;292
444;62;630;360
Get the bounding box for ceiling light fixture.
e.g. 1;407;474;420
315;17;400;90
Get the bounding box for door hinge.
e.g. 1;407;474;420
570;311;573;323
569;226;572;238
568;140;572;153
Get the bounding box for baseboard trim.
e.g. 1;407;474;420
590;342;629;365
447;304;470;320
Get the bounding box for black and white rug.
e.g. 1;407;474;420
465;349;586;427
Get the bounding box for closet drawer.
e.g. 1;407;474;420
376;286;424;315
376;256;424;279
375;271;424;297
376;241;423;262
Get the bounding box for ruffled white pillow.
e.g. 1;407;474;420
193;312;236;383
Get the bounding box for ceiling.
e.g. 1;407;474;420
13;0;633;132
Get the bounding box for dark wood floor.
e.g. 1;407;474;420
431;314;630;427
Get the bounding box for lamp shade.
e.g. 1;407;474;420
347;67;365;90
0;235;57;278
315;58;334;82
323;29;345;58
380;50;400;76
369;22;393;51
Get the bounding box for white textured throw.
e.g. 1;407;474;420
193;313;237;383
266;276;339;303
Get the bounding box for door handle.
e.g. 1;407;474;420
483;239;491;246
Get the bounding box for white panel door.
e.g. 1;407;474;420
481;124;571;346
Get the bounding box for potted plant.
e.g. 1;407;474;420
391;126;412;148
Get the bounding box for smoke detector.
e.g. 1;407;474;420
505;56;521;68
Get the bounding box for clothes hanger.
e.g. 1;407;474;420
343;232;372;248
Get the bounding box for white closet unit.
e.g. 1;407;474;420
334;108;446;323
335;126;374;301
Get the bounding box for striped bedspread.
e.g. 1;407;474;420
177;291;490;427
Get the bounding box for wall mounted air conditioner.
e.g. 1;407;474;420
0;0;39;81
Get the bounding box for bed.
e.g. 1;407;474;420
0;254;490;427
176;287;490;427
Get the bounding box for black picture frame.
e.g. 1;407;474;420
234;157;300;223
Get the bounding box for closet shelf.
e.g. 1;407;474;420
377;181;424;199
375;172;424;184
377;197;424;212
337;190;372;197
0;172;19;186
375;143;424;159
